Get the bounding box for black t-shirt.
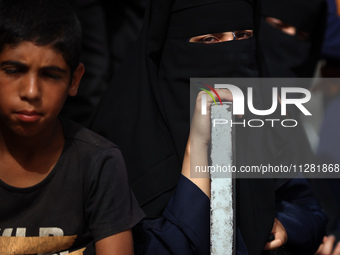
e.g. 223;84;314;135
0;118;144;255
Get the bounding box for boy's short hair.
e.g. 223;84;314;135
0;0;82;73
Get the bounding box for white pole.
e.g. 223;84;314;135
210;102;235;255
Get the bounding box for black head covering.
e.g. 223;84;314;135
91;0;275;253
259;0;327;77
257;0;325;172
158;0;258;164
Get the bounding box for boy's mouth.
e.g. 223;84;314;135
15;110;42;122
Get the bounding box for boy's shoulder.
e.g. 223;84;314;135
60;117;119;151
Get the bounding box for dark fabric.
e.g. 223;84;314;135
261;0;325;33
101;0;147;80
317;96;340;164
315;96;340;238
61;0;111;126
168;0;253;38
61;0;147;127
158;39;259;164
134;175;210;255
90;0;276;254
258;0;325;207
91;0;179;218
260;177;328;255
0;118;144;255
259;0;327;78
275;177;328;255
131;176;327;255
321;0;340;60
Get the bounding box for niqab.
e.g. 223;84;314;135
91;0;276;253
259;0;327;77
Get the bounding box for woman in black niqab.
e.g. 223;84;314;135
90;0;277;254
259;0;327;78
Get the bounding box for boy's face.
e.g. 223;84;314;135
0;41;83;137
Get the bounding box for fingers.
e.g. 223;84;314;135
264;238;285;250
191;88;235;147
333;241;340;255
315;235;339;255
324;236;336;254
264;218;288;251
195;88;241;118
197;88;233;105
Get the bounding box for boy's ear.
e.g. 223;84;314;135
69;63;85;97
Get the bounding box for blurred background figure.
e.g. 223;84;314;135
257;1;340;254
317;0;340;105
258;0;327;173
60;0;147;126
259;0;327;78
259;1;340;253
314;0;340;243
315;0;340;250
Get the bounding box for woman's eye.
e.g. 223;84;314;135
200;36;219;44
189;34;220;44
266;17;285;29
234;30;253;40
275;23;285;30
189;30;253;43
270;21;285;30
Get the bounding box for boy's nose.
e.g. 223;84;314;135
19;74;42;101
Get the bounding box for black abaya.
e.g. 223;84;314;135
90;0;277;254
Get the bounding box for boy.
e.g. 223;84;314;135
0;0;144;254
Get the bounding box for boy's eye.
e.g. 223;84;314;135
1;63;27;75
3;67;23;74
41;71;62;80
40;66;68;81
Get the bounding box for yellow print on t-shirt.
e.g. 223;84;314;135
0;227;85;254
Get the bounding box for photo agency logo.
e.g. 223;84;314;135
198;82;312;128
